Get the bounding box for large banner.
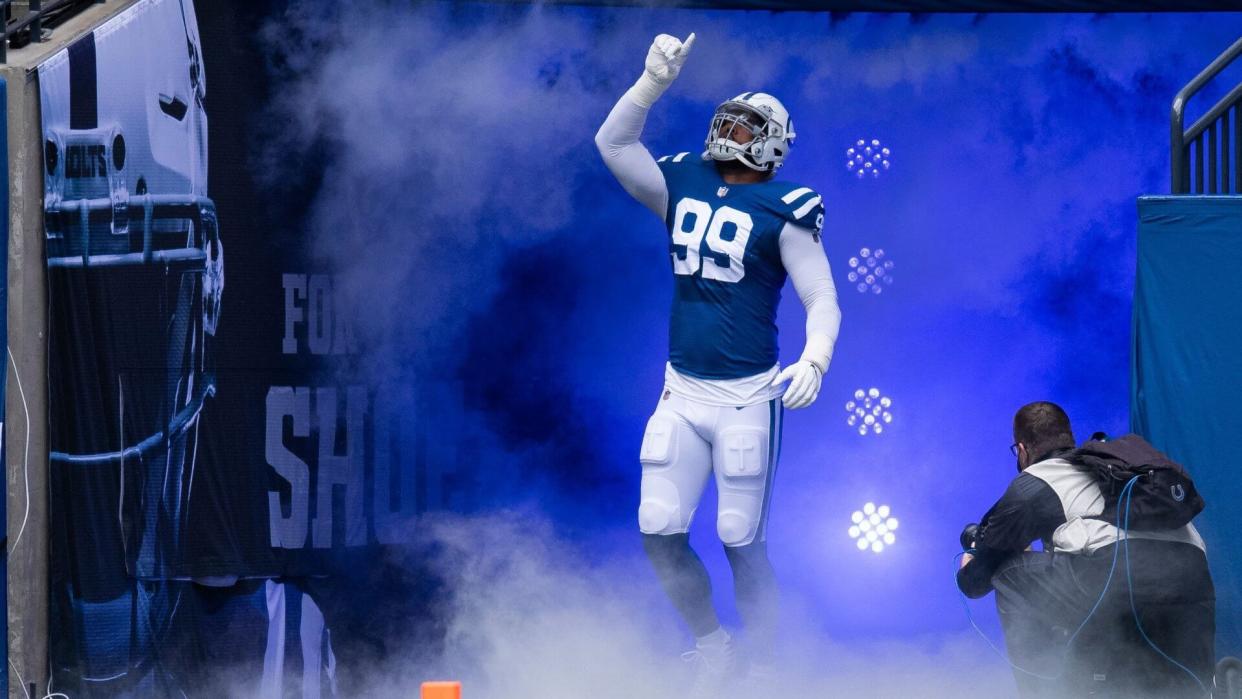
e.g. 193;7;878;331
38;1;452;694
41;0;238;584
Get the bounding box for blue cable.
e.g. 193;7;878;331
1120;479;1211;697
954;550;1060;681
955;476;1139;681
959;475;1212;697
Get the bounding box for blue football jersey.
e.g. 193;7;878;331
655;152;825;380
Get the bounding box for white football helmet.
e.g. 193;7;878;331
702;92;795;172
42;0;220;582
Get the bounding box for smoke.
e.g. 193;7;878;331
329;510;1016;699
255;2;641;380
246;0;1242;688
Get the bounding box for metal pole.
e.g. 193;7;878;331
1235;106;1241;195
1170;100;1185;193
1171;36;1242;193
4;60;50;699
28;0;39;43
1208;123;1218;194
1194;137;1204;194
1222;110;1231;193
0;0;9;64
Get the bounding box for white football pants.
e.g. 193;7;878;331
638;390;783;547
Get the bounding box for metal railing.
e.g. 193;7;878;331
0;0;104;64
1172;36;1242;194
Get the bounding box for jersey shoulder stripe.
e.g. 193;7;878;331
769;182;825;233
781;187;814;204
792;194;822;219
657;152;692;163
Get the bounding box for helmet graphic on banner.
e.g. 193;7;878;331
41;0;221;580
702;92;796;172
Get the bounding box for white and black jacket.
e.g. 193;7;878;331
957;449;1205;599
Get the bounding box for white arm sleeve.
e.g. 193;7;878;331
779;221;842;371
594;93;669;218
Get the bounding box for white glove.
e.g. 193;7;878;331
626;32;696;109
771;360;823;410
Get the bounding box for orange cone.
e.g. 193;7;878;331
421;681;462;699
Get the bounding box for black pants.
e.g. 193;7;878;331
991;540;1215;699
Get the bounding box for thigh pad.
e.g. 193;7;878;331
717;426;767;480
640;414;678;466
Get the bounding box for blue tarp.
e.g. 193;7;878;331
1133;195;1242;658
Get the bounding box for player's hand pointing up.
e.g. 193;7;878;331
627;32;695;108
645;32;696;86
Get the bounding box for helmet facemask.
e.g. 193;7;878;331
703;99;791;172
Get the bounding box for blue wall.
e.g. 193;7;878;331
1134;196;1242;657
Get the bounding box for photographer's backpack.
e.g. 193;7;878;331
1069;433;1205;531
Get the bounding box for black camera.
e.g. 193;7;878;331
960;523;980;552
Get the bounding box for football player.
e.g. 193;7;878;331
595;32;842;697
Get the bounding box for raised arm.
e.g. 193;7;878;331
772;222;842;409
594;33;695;218
595;96;667;217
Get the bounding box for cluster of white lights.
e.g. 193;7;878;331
846;388;893;436
846;247;894;294
849;503;899;553
846;139;892;179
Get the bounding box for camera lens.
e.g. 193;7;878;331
960;523;980;552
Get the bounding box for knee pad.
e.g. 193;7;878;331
639;500;674;534
639;476;685;535
718;509;758;547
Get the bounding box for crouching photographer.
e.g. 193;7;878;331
957;401;1215;698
